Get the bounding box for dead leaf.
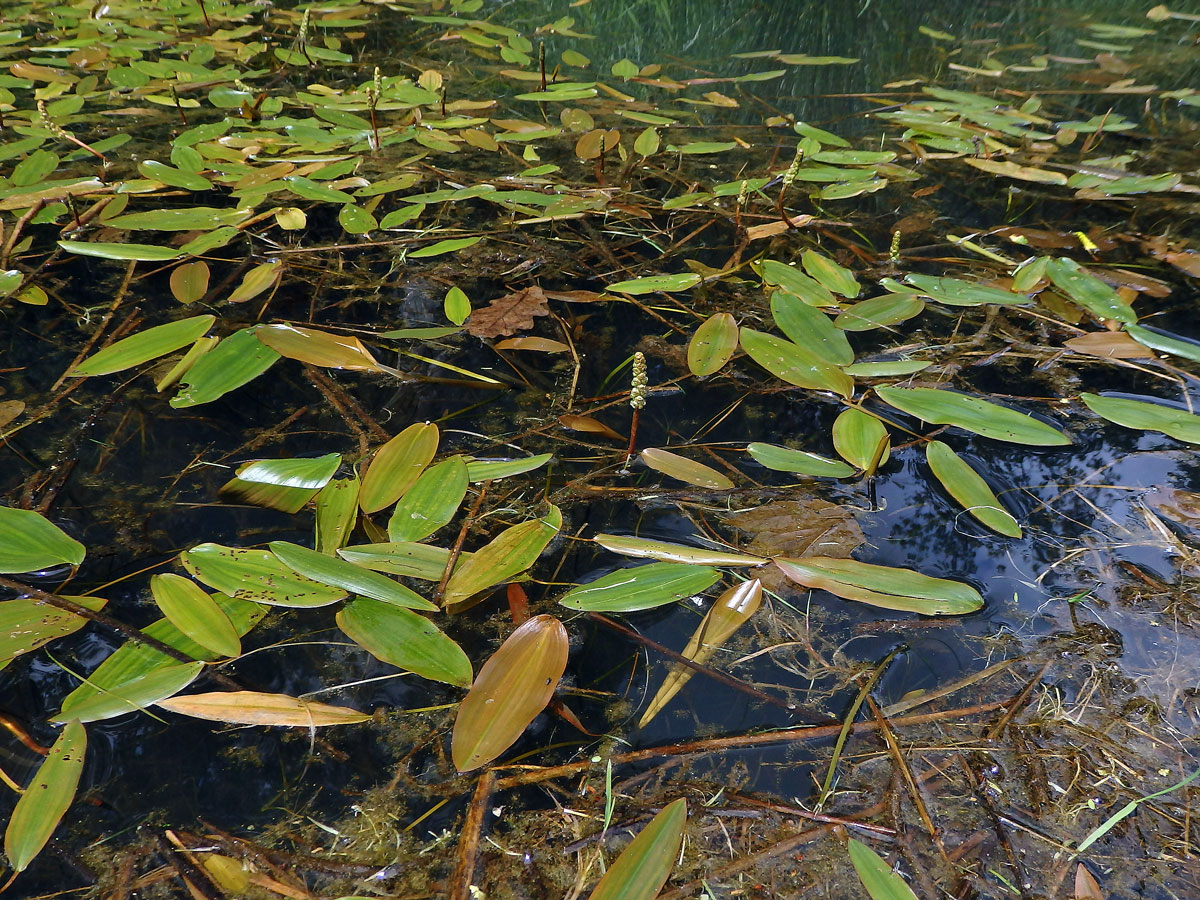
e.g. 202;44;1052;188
0;400;24;430
1143;235;1200;279
465;286;550;338
559;414;625;441
156;691;370;726
1064;331;1152;359
1074;863;1105;900
542;289;605;303
745;214;814;241
723;499;863;593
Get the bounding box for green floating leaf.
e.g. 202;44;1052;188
842;360;930;377
388;456;469;543
668;141;738;154
559;562;721;612
835;295;924;332
832;408;890;471
770;292;853;365
338;203;377;234
238;453;341;490
754;259;836;307
170;327;281;408
739;328;854;398
775;556;983;615
607;273;701;295
586;798;687;900
315;476;360;554
58;240;182;261
595;534;765;567
465;453;553;482
269;541;436;610
746;442;855;478
4;720;86;873
925;441;1021;537
904;274;1030;307
338;542;458;581
802;249;859;298
227;261;281;304
847;838;921;900
443;506;561;610
70;315;216;378
409;236;482;258
255;324;382;371
444;286;471;326
1081;392;1200;443
0;595;105;672
150;574;241;658
687;312;738;376
359;422;440;514
641;448;734;490
337;598;471;686
1124;324;1200;364
452;615;569;772
283;175;355;203
105;207;251;231
876;386;1071;446
639;579;762;726
0;506;85;574
1045;257;1135;324
181;543;348;607
55;661;204;724
138;159;211;190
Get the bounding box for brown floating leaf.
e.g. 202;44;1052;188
0;400;24;430
745;214;814;241
465;286;550;338
255;324;384;372
1064;331;1152;359
641;448;734;489
451;615;569;772
559;414;625;441
156;691;370;726
493;336;570;353
1074;864;1105;900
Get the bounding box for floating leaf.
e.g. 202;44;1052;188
0;595;105;672
337;599;471;686
0;506;85;573
607;273;701;295
409;236;482;258
835;295;924;331
4;720;86;873
1081;392;1200;443
451;615;569;771
770;292;853;365
738;328;854;398
687;313;738;376
388;456;469;543
465;453;553;481
875;386;1070;446
338;203;377;234
58;240;182;261
634;126;660;156
668;141;738;154
105;207;250;231
754;259;836;307
181;543;348;607
847;838;921;900
55;661;204;723
559;415;625;442
315;476;360;554
747;442;855;478
445;286;471;325
641;448;734;490
138;159;211;190
903;274;1030;307
269;541;436;610
775;556;983;614
595;534;765;566
169;260;209;304
442;506;561;609
255;324;384;372
339;542;459;581
359;423;440;513
639;579;762;726
962;157;1067;184
70;315;216;378
150;574;241;658
494;337;570;353
1045;257;1135;324
170;328;281;408
1063;331;1150;359
843;360;930;377
586;798;687;900
226;262;282;304
465;285;550;338
801;250;859;298
1124;324;1200;364
925;441;1021;537
559;562;721;612
832;408;890;471
156;691;370;726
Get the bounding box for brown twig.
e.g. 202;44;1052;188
435;481;489;606
51;259;138;392
449;770;497;900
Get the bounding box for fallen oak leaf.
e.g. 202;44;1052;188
465;286;550;338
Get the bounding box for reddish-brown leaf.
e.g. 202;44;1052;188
465;286;550;338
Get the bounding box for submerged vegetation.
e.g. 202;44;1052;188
3;0;1200;897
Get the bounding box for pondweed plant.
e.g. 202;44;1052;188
1;0;1200;897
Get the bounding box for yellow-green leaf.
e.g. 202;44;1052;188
337;599;471;686
775;556;983;615
69;315;216;377
559;563;721;613
387;455;469;542
226;261;281;304
269;540;436;610
315;475;360;553
925;441;1021;537
738;328;854;398
255;324;384;372
169;260;210;303
442;506;561;609
586;798;687;900
359;422;440;513
150;574;241;658
595;534;765;566
409;236;482;258
801;249;859;298
181;543;348;607
641;448;734;489
848;838;921;900
451;615;569;771
0;506;85;573
832;407;890;472
747;442;854;478
5;720;87;873
687;312;738;376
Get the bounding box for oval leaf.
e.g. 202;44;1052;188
337;598;471;686
739;328;854;398
4;720;86;873
835;294;924;332
770;292;853;365
169;260;210;304
359;423;440;513
687;312;738;376
181;543;348;607
1045;257;1135;324
905;274;1030;307
255;324;383;372
156;691;370;726
607;273;701;295
387;455;469;543
586;798;687;900
442;506;561;609
451;615;569;772
70;315;216;377
753;259;836;307
925;441;1021;537
641;448;734;490
53;661;204;723
170;327;281;408
559;563;721;612
875;386;1070;446
832;408;890;471
269;540;436;610
150;574;241;658
801;249;859;298
746;442;855;478
0;506;85;574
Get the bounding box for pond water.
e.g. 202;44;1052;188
2;0;1200;897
